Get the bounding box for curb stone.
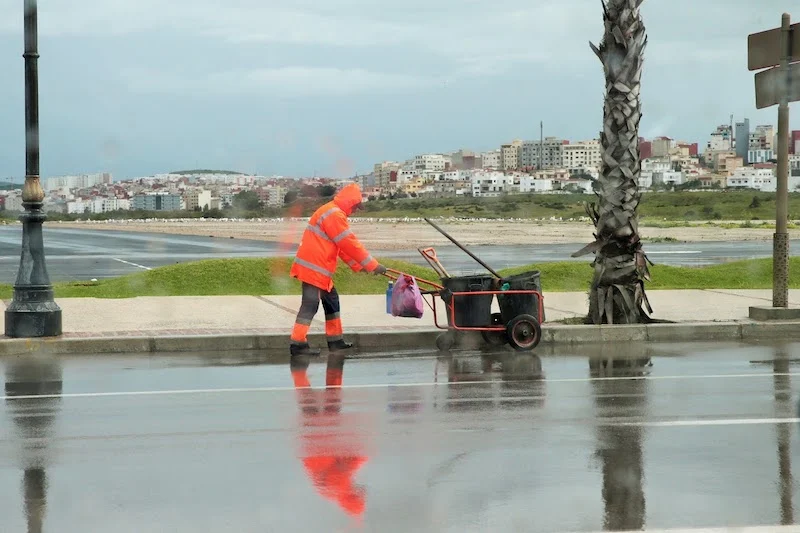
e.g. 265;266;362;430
0;320;796;357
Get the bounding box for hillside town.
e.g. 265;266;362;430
2;118;800;215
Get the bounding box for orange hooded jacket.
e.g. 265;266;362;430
290;183;379;291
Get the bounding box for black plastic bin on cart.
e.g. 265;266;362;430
441;275;495;327
498;270;544;323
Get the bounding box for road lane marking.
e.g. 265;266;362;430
3;371;800;401
576;527;800;533
645;251;701;254
609;417;800;428
112;257;152;270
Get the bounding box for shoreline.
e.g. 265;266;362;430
40;219;800;251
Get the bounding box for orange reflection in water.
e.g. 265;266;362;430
291;355;368;518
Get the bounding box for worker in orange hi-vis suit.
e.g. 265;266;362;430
290;353;369;519
289;183;386;357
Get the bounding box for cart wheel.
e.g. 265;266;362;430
481;313;508;346
506;314;542;351
436;332;456;352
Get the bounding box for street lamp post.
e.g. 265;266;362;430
4;0;62;338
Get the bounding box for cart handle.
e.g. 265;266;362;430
384;268;444;290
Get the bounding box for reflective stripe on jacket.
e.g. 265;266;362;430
290;184;379;291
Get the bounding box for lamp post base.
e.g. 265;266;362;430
5;290;62;338
4;204;62;338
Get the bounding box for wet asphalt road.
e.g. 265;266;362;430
0;226;795;282
0;341;798;532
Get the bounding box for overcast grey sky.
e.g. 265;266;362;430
0;0;798;180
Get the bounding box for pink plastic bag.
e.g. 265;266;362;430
391;274;424;319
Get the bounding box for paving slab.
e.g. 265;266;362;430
57;296;281;333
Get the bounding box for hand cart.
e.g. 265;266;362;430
385;247;545;352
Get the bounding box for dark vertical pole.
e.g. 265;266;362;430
24;0;39;183
5;0;62;338
539;121;543;170
773;13;792;308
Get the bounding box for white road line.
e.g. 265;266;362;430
2;371;800;401
610;418;800;428
645;250;702;255
575;527;800;533
112;257;152;270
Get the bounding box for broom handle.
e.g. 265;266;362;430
424;218;501;279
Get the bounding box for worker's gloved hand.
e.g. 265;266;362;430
373;264;387;276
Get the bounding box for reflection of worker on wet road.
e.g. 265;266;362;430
290;354;368;518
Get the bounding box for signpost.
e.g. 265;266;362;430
755;62;800;110
749;13;798;313
748;22;800;71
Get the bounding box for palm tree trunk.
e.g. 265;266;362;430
573;0;652;324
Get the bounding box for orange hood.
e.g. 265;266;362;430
334;184;362;216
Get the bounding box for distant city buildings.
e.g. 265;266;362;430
131;193;183;211
4;116;800;216
44;172;111;192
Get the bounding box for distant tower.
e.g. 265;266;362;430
730;114;734;151
539;121;544;170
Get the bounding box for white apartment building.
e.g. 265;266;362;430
653;171;685;187
66;200;89;214
93;197;130;213
256;186;286;207
651;137;673;157
531;168;571;182
414;154;448;172
519;176;554;193
439;170;470;181
394;169;418;188
639;158;673;188
374;161;401;190
642;158;672;173
185;189;212;211
67;197;130;214
4;193;23;212
480;150;502;169
562;140;602;173
265;186;286;207
520;138;566;169
750;125;775;151
727;167;775;190
706;125;733;152
431;180;471;197
501;141;522;170
44;172;111;192
471;171;508;198
748;149;775;164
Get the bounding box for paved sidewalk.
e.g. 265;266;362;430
2;289;799;339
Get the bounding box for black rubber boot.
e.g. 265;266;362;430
327;339;354;352
290;343;321;357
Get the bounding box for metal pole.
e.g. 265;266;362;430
5;0;62;338
423;218;502;278
773;13;792;308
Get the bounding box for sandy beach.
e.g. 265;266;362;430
45;219;800;251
